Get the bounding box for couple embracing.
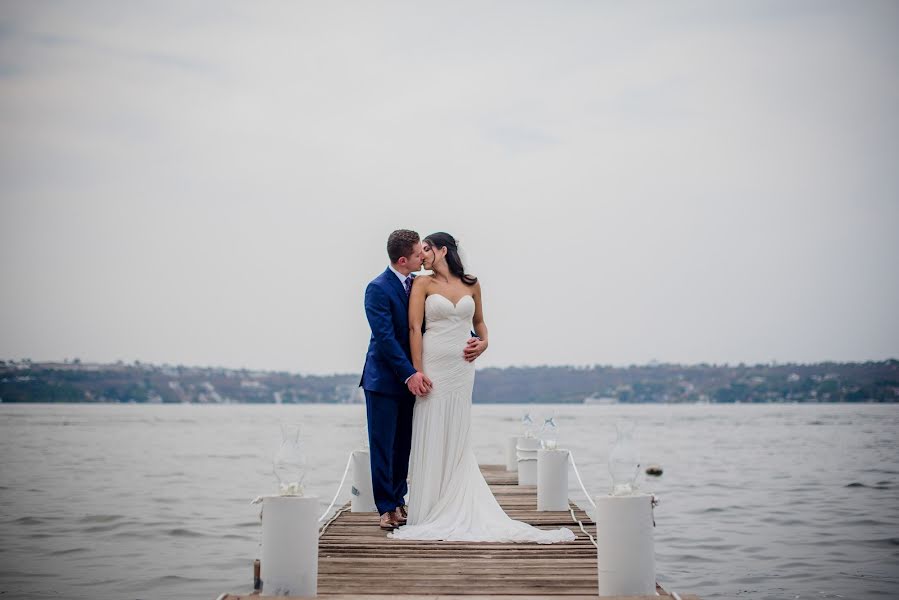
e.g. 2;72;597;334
360;229;574;543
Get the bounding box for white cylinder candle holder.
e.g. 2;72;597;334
516;436;541;486
351;450;377;512
261;495;319;597
518;458;537;485
537;448;569;511
505;435;520;471
594;494;656;597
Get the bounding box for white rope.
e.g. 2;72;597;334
319;504;351;538
671;592;683;600
318;450;355;522
568;504;597;548
563;451;598;547
567;451;597;509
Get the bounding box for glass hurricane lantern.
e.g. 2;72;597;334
273;423;307;496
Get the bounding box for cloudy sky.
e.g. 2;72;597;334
1;1;897;374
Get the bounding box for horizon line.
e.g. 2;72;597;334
3;356;897;378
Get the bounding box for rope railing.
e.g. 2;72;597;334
567;451;597;509
318;450;355;522
565;451;598;547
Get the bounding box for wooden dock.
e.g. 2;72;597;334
221;464;699;600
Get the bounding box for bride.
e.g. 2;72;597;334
389;232;574;544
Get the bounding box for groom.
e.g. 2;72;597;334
360;229;433;530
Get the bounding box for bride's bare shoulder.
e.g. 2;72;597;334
412;274;432;288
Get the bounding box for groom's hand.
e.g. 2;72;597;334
407;372;432;396
464;338;487;362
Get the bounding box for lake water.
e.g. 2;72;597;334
1;403;897;600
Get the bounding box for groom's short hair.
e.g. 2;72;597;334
387;229;420;263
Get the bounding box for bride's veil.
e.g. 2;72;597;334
455;239;474;277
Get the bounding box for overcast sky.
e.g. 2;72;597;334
1;1;897;374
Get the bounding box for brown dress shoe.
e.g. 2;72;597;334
379;511;399;530
393;507;407;525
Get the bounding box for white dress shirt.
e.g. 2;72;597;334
388;263;411;287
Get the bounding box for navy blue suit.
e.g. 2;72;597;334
360;267;417;515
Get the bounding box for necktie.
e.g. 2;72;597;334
404;276;413;296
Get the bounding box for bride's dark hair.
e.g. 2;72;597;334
424;232;477;286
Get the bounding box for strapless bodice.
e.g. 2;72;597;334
424;294;475;334
422;293;475;387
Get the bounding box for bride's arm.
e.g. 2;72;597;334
465;281;489;362
408;277;428;372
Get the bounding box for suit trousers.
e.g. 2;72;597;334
364;389;414;515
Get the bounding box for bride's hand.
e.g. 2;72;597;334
463;337;487;362
407;371;432;396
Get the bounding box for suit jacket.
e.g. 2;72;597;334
360;268;417;396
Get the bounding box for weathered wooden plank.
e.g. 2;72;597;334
319;547;597;551
316;586;602;594
318;565;601;572
223;595;700;600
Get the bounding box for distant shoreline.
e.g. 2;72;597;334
1;400;896;405
2;360;897;404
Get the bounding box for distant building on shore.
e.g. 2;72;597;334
583;394;618;405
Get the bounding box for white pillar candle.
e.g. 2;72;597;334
351;450;377;512
516;437;541;485
505;435;520;471
594;494;656;596
261;495;319;597
537;448;569;511
518;458;537;485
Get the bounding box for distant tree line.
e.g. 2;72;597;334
1;359;896;404
471;361;899;403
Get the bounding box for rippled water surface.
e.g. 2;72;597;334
1;403;897;599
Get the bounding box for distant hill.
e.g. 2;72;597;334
2;359;896;404
472;361;898;403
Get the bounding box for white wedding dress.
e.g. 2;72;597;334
389;293;575;544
